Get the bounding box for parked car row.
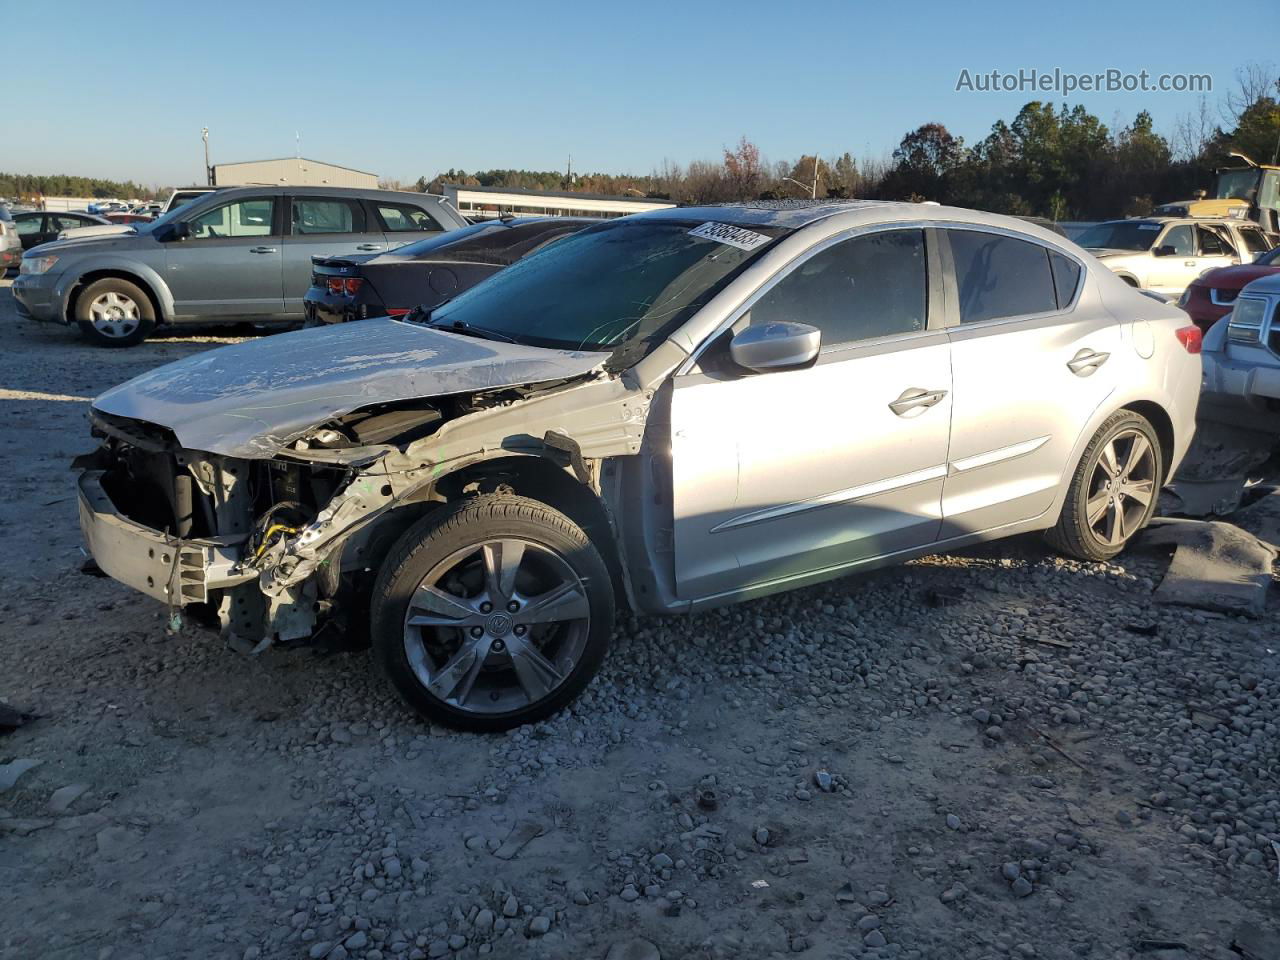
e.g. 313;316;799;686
12;185;468;345
71;201;1202;729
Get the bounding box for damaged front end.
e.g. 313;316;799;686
76;362;652;648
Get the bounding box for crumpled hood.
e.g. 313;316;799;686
93;318;606;458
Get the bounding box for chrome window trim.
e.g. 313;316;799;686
677;221;941;376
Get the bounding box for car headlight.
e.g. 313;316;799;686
20;255;59;275
1226;297;1266;343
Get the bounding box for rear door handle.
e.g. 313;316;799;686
1183;260;1197;267
356;244;384;251
889;387;948;417
1067;348;1110;377
249;246;277;254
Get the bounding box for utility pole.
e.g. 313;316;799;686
782;154;822;199
202;128;211;185
566;152;573;186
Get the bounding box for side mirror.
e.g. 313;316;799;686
160;221;191;242
729;321;821;373
1152;245;1175;257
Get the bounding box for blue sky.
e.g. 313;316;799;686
8;0;1270;187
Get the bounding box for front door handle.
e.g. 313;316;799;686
356;243;384;251
1183;260;1197;267
249;246;277;254
1067;348;1110;377
889;387;948;417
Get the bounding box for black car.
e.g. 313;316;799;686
303;216;593;326
13;210;110;249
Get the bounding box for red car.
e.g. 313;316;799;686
104;212;154;224
1179;245;1280;331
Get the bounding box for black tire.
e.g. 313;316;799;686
74;277;156;347
1046;410;1164;562
370;494;614;731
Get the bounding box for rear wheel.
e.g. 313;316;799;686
74;277;155;347
1047;410;1163;561
370;495;613;731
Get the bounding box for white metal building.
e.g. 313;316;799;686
211;158;379;189
442;184;676;220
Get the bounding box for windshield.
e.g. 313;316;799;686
421;219;787;353
1076;221;1162;251
391;221;511;258
1216;169;1261;202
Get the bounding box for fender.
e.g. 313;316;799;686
54;257;175;323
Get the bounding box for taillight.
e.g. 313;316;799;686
326;276;343;295
344;277;362;295
385;307;410;317
1175;324;1202;354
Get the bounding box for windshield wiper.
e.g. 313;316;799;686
435;319;518;344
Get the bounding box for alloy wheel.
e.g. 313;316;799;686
1085;428;1157;547
401;538;591;715
87;291;140;339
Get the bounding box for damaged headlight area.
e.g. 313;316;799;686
78;409;407;647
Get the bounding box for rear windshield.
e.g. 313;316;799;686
1075;221;1161;251
419;218;788;356
391;219;587;265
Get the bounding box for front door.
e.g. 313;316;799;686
941;228;1121;536
164;195;285;320
669;228;953;600
281;195;390;314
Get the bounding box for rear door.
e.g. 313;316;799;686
282;195;388;314
941;228;1120;536
163;195;285;320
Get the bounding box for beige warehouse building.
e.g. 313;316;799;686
211;157;379;189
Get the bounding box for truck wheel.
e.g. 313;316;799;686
1046;410;1163;562
370;495;614;731
75;278;155;347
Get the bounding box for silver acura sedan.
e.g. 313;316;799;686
76;201;1201;729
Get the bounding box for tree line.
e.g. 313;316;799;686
404;63;1279;221
0;173;161;201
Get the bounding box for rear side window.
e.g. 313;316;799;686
1197;226;1232;257
948;230;1057;324
377;203;443;233
291;197;364;235
1238;228;1270;254
15;215;42;235
750;229;928;346
1049;252;1082;309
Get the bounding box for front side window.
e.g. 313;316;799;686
291;198;362;235
424;218;786;354
749;230;927;346
949;230;1057;324
1160;225;1195;256
189;198;275;238
378;204;442;233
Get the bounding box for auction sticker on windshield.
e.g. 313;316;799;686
688;221;773;251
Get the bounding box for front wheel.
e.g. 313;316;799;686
74;277;155;347
370;495;614;731
1046;410;1163;561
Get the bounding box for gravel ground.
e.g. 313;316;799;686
1;280;1278;960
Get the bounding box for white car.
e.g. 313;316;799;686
1076;217;1274;298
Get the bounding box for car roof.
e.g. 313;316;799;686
629;199;892;229
203;184;450;202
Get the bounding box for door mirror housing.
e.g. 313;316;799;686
1152;244;1176;257
159;221;191;242
729;321;821;373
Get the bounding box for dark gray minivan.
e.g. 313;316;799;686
12;186;468;346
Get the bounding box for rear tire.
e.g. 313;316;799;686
1046;410;1163;561
74;277;155;347
370;495;614;731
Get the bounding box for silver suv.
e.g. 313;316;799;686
1200;272;1280;435
12;185;467;346
76;202;1201;729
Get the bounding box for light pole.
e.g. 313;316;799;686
782;155;822;199
201;128;211;186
